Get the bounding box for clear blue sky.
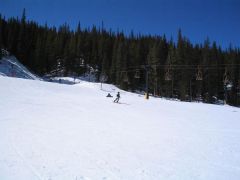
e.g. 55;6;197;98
1;0;240;48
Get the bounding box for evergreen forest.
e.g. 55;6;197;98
1;10;240;106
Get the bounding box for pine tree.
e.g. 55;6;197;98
17;8;27;65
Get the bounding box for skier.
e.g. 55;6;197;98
114;92;120;103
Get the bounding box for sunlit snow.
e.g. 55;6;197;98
0;76;240;180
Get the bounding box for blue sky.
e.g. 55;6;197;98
0;0;240;48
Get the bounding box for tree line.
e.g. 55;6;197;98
0;10;240;106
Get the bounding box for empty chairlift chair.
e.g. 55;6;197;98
165;68;172;81
134;70;140;79
196;66;203;81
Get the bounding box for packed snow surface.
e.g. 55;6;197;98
0;76;240;180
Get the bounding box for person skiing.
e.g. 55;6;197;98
114;92;120;103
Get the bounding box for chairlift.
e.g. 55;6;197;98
165;68;171;81
100;73;108;82
196;66;203;81
134;70;140;79
80;58;85;66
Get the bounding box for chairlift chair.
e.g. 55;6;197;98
134;70;140;79
80;58;85;66
196;66;203;81
165;69;171;81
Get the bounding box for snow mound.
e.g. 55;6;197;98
0;55;41;80
0;76;240;180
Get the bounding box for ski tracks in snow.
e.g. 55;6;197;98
8;124;118;180
9;136;44;180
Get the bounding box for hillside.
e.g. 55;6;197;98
0;76;240;180
0;54;41;80
1;14;240;106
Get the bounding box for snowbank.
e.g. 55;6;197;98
0;56;41;80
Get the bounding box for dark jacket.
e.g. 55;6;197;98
116;92;120;98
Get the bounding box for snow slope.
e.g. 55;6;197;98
0;56;41;80
0;76;240;180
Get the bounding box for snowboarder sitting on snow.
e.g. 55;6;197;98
114;92;120;103
106;93;113;97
